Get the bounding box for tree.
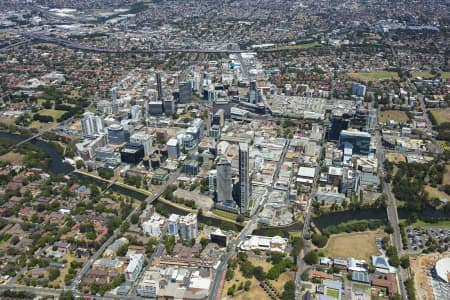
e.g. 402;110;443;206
244;280;251;291
236;214;245;223
225;269;234;281
281;280;296;300
303;251;319;265
59;291;74;300
47;267;60;281
253;266;266;281
117;244;128;257
400;256;410;269
130;213;140;225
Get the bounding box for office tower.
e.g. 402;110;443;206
156;72;163;101
239;143;250;214
148;101;164;115
209;170;217;195
366;108;377;131
352;82;367;97
130;132;153;157
327;113;350;141
163;97;175;115
130;105;142;122
216;157;233;203
167;138;180;159
339;130;371;156
249;80;258;104
107;124;126;145
212;109;225;127
178;213;198;241
110;87;118;101
179;81;192;104
120;143;145;165
167;214;180;235
81;112;104;137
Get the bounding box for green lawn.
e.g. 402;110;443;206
412;220;450;228
326;288;340;298
346;71;399;81
38;109;67;119
264;42;320;51
212;209;239;221
441;72;450;79
411;71;435;79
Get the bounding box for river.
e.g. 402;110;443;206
0;132;74;174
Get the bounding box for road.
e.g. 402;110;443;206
209;139;290;299
376;131;408;298
70;169;181;292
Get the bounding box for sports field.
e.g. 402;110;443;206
325;231;384;261
346;71;399;81
429;109;450;125
378;110;409;123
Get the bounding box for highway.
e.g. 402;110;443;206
209;139;290;300
70;169;181;292
24;33;249;55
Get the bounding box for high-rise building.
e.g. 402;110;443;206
178;213;198;241
352;83;366;97
167;138;180;159
339;130;371;156
178;81;192;104
216;157;233;204
130;132;153;157
238;143;250;214
366;108;377;131
209;170;217;195
156;72;163;101
249;80;259;104
110;87;118;101
130;105;142;122
163;97;175;115
107;124;126;145
120;143;145;165
167;214;180;236
81;112;104;137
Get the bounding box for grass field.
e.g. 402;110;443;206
441;72;450;79
385;152;406;164
0;116;17;126
222;258;269;300
265;42;320;51
377;110;409;123
346;71;399;81
326;288;340;298
38;109;66;119
212;209;239;221
0;152;25;164
269;271;295;291
29;121;56;130
325;231;385;261
412;220;450;228
429;109;450;125
248;257;272;272
411;71;435;79
424;186;449;200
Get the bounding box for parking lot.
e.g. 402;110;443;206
406;227;450;252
